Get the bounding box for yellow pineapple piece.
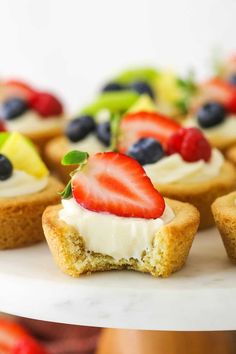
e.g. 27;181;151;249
0;132;48;178
128;94;157;113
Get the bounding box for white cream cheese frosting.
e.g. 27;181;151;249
144;149;224;184
69;134;106;155
95;109;110;123
59;198;174;261
0;170;48;197
185;116;236;139
5;110;64;134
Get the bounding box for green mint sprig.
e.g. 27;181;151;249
61;150;89;166
60;150;89;199
175;70;197;114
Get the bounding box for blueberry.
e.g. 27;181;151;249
228;74;236;87
0;154;13;181
127;138;165;165
65;115;96;142
96;122;111;146
0;98;28;120
197;102;226;129
101;82;125;92
128;81;155;99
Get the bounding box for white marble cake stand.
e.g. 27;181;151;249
0;228;235;331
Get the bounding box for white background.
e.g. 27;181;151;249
0;0;235;112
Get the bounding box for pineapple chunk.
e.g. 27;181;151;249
0;132;48;178
128;94;157;113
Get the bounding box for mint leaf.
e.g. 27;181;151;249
175;71;197;114
175;99;188;114
61;151;89;166
60;181;72;199
60;151;89;199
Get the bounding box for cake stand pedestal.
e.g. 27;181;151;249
0;228;235;353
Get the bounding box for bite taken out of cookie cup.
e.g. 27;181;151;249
42;198;200;278
44;136;73;183
212;191;236;262
0;177;64;249
153;161;236;230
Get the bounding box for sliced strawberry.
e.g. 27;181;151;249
13;338;48;354
119;111;180;153
0;318;48;354
72;152;165;219
2;80;36;101
200;78;236;113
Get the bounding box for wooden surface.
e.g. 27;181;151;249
96;329;236;354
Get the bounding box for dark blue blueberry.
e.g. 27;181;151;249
127;137;165;165
65;115;96;142
96;121;111;146
128;81;155;99
0;97;28;120
197;102;226;128
101;82;125;92
228;74;236;87
0;154;13;181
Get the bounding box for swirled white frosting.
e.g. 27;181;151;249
185;116;236;139
0;170;48;197
144;149;224;184
69;134;106;155
59;198;174;261
5;110;64;134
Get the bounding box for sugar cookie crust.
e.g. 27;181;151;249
43;199;200;278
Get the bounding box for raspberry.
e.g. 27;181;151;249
167;127;212;162
29;92;63;118
166;128;187;155
181;128;212;162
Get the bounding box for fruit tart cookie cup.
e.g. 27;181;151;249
0;132;63;249
100;67;196;121
45;89;140;182
43;151;199;278
212;191;236;262
0;79;66;152
118;108;236;229
45;113;111;182
185;78;236;151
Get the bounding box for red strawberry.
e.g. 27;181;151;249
167;127;212;162
29;92;63;117
13;338;48;354
119;111;180;153
3;80;36;101
72;152;165;219
201;78;236;113
0;318;48;354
